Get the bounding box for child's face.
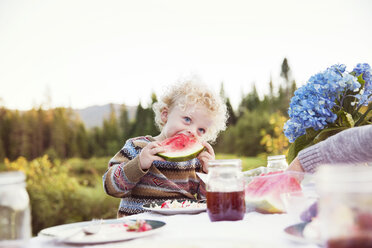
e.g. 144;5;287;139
160;104;213;141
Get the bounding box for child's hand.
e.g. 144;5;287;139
197;142;215;173
139;142;165;170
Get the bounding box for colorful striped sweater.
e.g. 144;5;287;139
103;136;206;217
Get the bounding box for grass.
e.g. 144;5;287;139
1;154;265;176
65;154;266;181
216;153;266;171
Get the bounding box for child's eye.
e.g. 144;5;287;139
198;128;206;134
184;117;191;123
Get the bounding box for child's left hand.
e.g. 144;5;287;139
197;142;215;173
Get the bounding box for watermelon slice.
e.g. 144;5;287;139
157;133;205;162
245;171;302;214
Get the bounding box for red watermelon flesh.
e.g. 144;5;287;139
160;133;197;151
245;171;302;214
157;133;204;162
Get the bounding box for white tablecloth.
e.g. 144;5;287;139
18;211;319;248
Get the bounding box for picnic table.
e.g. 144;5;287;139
24;211;319;248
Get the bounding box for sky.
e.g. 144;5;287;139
1;0;372;111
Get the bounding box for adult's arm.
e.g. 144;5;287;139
288;125;372;173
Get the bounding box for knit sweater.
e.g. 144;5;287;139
298;125;372;173
103;136;206;217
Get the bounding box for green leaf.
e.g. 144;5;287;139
304;127;318;138
313;126;348;144
357;73;366;88
338;110;355;127
355;101;372;126
287;134;315;163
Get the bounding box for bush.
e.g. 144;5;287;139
216;110;272;156
66;157;110;187
4;156;119;235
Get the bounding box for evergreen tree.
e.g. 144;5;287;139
269;75;274;99
281;58;290;82
0;107;6;160
8;111;23;160
88;127;105;157
75;123;89;158
290;79;297;97
118;104;130;142
102;104;120;155
219;82;237;126
225;98;237;126
50;108;70;158
33;108;45;158
278;58;294;115
0;138;4;161
21;110;36;159
239;83;260;114
131;102;147;137
144;92;158;136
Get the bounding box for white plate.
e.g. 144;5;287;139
143;200;207;215
38;218;166;245
283;223;322;245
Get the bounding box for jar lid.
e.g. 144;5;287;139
267;155;286;161
0;171;26;185
316;165;372;193
208;159;242;169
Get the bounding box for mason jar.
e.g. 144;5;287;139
267;155;288;172
0;171;31;241
316;165;372;248
206;159;245;221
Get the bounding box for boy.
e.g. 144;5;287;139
103;80;228;217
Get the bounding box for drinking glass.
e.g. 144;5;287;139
316;165;372;248
0;171;31;241
206;159;245;221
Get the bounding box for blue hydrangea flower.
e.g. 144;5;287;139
284;64;361;143
352;63;372;106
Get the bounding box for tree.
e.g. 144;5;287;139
219;82;237;126
0;107;6;160
130;103;146;137
281;58;290;83
7;110;23;160
50;108;72;158
88;127;105;157
225;98;237;126
118;104;130;142
215;109;271;156
102;104;121;155
75;123;89;158
260;111;289;155
144;92;158;136
239;83;260;115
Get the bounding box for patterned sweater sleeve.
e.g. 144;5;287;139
195;161;207;199
298;125;372;173
103;138;149;198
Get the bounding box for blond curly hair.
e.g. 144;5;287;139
153;80;228;143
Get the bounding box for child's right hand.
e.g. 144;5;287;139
139;142;166;170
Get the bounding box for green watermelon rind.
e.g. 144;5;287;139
157;144;205;162
244;173;302;214
245;199;284;214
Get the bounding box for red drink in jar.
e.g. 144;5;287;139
206;159;245;222
207;191;245;221
327;237;372;248
317;166;372;248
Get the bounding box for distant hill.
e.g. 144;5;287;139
75;104;137;129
